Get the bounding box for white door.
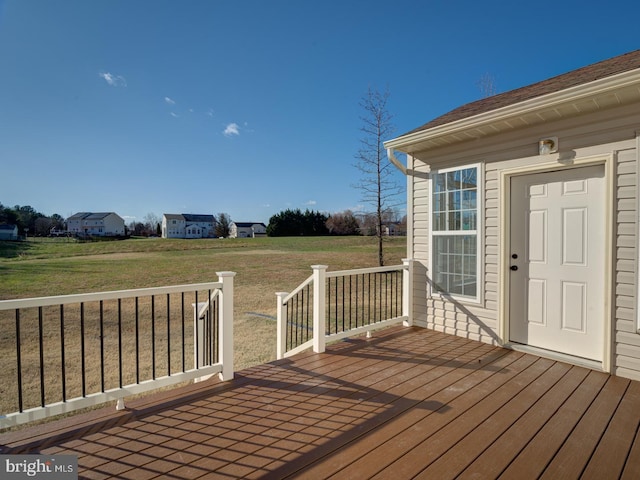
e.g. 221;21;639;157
509;165;605;361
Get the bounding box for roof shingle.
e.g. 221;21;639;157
404;49;640;136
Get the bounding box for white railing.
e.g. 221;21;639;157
0;272;235;429
276;259;413;359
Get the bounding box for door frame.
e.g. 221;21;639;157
498;154;614;372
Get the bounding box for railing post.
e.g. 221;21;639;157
276;292;289;359
402;258;413;326
312;265;327;354
217;271;236;381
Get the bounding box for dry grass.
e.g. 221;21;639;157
0;236;406;420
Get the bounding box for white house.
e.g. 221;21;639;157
66;212;125;237
385;50;640;381
0;224;18;240
229;222;267;238
162;214;216;239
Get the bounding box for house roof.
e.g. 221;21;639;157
163;214;215;223
385;49;640;157
182;214;215;223
67;212;119;221
233;222;266;228
409;50;640;135
0;224;17;230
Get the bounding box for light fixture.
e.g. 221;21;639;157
539;137;558;155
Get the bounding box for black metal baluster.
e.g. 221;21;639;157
15;310;23;412
299;288;304;346
166;293;171;375
214;294;219;363
194;291;199;369
151;295;156;379
368;273;372;324
181;292;185;372
206;290;212;366
38;306;45;407
100;300;105;392
336;277;338;333
135;297;140;384
306;284;311;342
341;276;345;333
118;299;123;388
60;305;66;402
80;303;86;397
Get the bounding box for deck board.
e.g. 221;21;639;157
2;326;640;479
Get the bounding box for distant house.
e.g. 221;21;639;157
229;222;267;238
162;214;216;239
0;224;18;240
382;222;405;236
66;212;125;237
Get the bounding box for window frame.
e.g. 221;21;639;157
428;163;483;303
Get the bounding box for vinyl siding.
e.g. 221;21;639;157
409;104;640;380
614;147;639;379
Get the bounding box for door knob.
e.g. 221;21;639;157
510;265;518;271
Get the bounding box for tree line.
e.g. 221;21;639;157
266;208;405;237
0;203;405;239
0;203;65;236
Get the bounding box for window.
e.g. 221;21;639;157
431;165;480;299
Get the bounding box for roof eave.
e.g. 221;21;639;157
384;68;640;158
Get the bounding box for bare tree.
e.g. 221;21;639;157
143;213;160;233
477;72;497;98
354;86;403;266
326;210;360;235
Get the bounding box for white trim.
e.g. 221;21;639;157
328;264;406;278
0;365;223;429
407;155;415;260
0;282;223;310
498;154;614;372
505;343;605;372
428;162;483;304
636;131;640;334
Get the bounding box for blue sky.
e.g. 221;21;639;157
1;1;639;225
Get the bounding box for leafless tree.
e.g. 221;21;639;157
353;86;403;266
326;210;360;235
477;72;497;98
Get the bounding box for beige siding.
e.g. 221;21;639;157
409;104;640;380
614;148;639;379
411;161;430;328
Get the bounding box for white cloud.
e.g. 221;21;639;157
164;97;176;105
305;200;317;206
99;72;127;87
170;112;179;118
223;123;240;137
206;109;214;117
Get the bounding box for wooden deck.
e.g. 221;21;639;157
2;326;640;479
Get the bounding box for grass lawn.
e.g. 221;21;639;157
0;235;406;374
